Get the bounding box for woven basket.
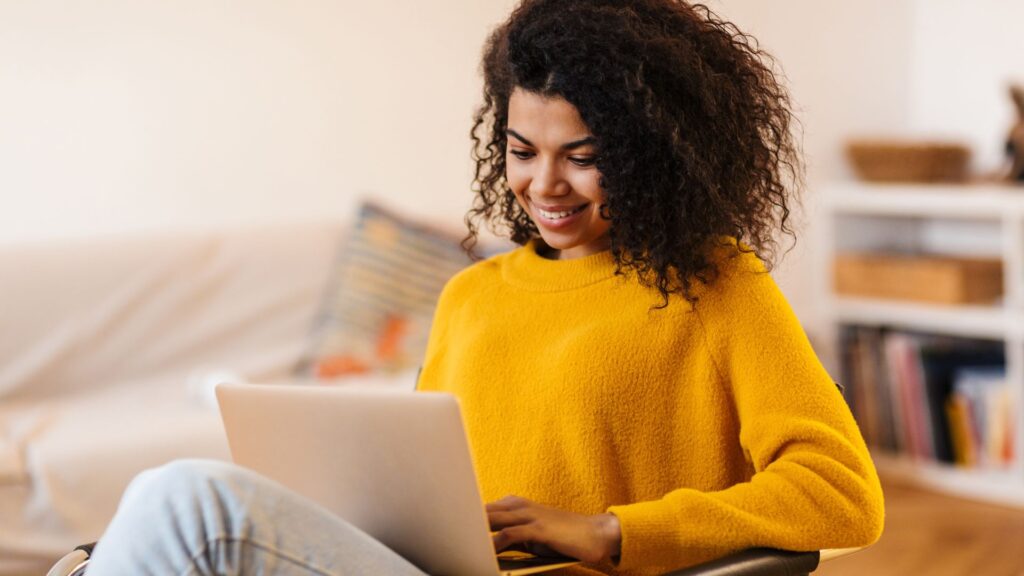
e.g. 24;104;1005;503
845;140;970;183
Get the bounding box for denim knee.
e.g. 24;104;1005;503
122;458;248;509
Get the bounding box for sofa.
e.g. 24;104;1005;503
0;218;425;574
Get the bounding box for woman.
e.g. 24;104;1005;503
87;1;884;574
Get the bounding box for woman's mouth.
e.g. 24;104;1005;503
534;203;589;229
537;205;587;220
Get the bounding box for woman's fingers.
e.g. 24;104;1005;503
487;509;533;530
488;502;613;563
492;524;535;552
485;494;529;511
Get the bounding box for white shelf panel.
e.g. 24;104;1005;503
829;297;1016;340
826;182;1024;219
872;451;1024;509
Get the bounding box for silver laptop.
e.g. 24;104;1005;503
215;383;579;576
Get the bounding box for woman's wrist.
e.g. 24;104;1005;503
594;512;622;561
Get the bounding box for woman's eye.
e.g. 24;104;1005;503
569;156;596;167
510;150;534;160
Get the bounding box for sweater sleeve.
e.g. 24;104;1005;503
606;250;885;572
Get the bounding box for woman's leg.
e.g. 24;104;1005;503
87;459;427;576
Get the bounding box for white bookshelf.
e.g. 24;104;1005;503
825;182;1024;219
869;451;1024;508
816;181;1024;508
831;298;1015;340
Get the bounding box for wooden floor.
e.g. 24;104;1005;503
817;475;1024;576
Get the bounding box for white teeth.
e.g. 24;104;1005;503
538;205;585;219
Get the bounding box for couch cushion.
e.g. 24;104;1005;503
297;202;473;379
0;220;344;403
0;378;230;574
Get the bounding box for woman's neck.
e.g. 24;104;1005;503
535;237;612;261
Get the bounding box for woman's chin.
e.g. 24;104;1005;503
535;233;579;253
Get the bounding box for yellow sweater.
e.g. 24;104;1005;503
417;240;884;575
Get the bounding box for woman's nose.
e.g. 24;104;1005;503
529;160;569;197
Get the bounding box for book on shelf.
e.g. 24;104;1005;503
839;325;1014;469
946;367;1015;468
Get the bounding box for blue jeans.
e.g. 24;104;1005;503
87;459;428;575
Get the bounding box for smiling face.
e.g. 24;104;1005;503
506;88;611;260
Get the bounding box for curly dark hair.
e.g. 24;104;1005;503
464;0;803;306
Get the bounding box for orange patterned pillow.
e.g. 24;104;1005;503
297;202;474;380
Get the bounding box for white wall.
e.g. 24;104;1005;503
709;0;1024;338
712;1;1024;183
908;0;1024;175
3;0;1022;337
709;0;916;331
0;0;515;244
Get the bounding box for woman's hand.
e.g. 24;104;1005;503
486;495;621;564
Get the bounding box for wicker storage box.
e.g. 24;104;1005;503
845;140;971;183
834;253;1003;305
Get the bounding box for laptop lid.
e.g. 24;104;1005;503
215;384;577;576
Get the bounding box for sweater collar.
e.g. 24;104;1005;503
500;238;620;291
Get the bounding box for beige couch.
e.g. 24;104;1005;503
0;220;416;575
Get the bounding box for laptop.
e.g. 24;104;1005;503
215;383;580;576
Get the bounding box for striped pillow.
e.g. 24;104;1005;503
297;202;474;379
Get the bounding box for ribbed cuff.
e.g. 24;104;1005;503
606;499;681;571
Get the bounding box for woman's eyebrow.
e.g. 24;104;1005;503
506;129;533;147
561;136;596;150
506;129;596;151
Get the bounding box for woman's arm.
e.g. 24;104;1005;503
605;251;884;571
